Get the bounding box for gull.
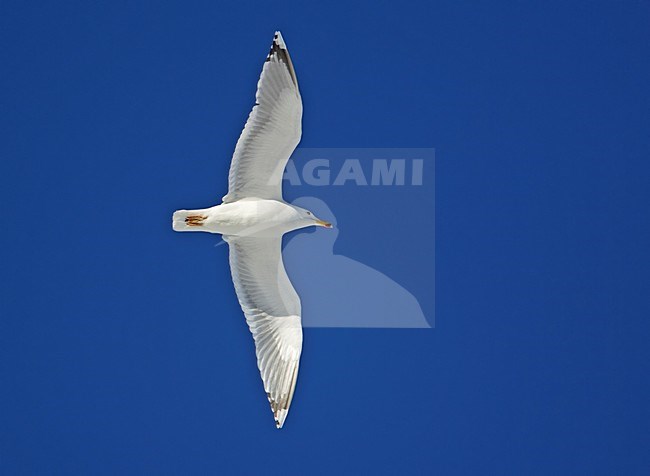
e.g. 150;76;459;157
172;31;332;429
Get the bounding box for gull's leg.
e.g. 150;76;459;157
185;215;207;227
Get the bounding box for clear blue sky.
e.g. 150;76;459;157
1;1;649;474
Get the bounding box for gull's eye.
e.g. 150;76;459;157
306;211;311;216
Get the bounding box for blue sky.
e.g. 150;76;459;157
1;1;650;474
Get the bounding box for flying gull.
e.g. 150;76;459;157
172;31;331;428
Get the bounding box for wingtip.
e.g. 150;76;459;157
273;31;286;48
275;409;288;429
265;30;298;88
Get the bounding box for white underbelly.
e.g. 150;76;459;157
202;199;292;236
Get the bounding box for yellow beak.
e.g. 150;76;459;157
315;219;332;228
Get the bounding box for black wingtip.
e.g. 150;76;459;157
265;31;298;88
266;31;287;61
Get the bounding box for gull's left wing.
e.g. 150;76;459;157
224;235;302;428
222;32;302;203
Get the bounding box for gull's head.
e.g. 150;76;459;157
292;205;333;229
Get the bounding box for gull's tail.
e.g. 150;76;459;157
172;209;207;231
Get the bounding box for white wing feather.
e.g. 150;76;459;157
222;32;302;203
225;235;302;428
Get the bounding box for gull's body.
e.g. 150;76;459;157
173;199;324;237
172;32;330;428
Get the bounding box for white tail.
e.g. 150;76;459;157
172;209;208;231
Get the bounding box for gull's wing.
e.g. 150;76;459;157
222;32;302;203
224;235;302;428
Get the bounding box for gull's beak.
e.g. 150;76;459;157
315;219;333;228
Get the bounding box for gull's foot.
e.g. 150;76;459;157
185;215;207;227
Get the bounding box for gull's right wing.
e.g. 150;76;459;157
222;32;302;203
